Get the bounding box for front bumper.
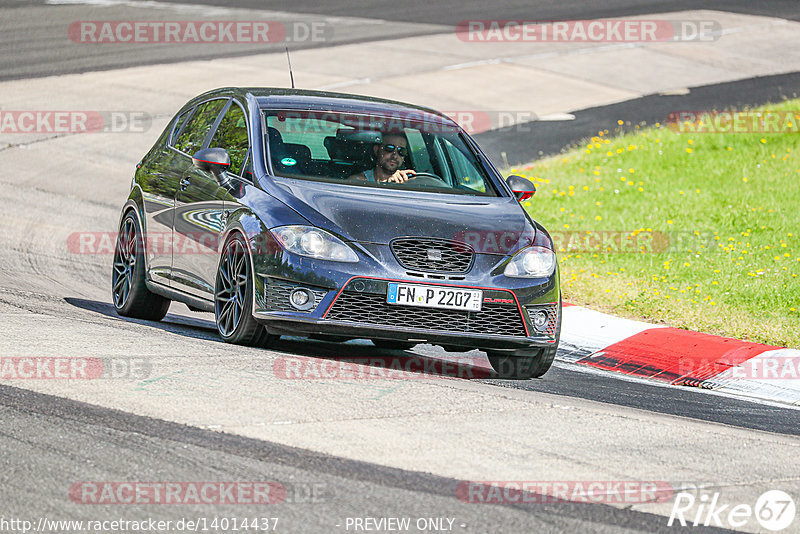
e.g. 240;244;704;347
253;275;560;351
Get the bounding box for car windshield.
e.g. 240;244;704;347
262;110;499;196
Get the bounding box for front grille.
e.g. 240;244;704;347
265;278;328;313
326;291;527;337
526;303;559;338
390;238;474;274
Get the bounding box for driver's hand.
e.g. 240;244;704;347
385;170;416;183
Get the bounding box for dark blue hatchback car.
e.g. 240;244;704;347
113;87;561;378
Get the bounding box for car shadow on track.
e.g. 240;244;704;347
64;297;498;380
64;297;221;342
273;337;496;381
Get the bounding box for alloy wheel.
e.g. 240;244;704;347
112;217;137;309
215;237;249;337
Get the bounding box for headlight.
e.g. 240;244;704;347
271;225;358;263
504;246;556;278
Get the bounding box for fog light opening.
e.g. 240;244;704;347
289;288;313;310
532;310;548;331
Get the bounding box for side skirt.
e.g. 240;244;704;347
145;280;215;313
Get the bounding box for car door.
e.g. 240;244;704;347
172;99;249;300
140;106;194;286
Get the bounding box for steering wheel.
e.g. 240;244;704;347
405;171;450;188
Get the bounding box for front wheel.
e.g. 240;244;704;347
111;213;170;321
487;345;557;379
488;304;561;379
214;233;273;347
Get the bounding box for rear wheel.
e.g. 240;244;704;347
111;213;170;321
372;339;416;351
214;233;273;347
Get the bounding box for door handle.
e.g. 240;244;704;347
179;177;190;191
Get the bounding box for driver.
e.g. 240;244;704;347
348;131;416;183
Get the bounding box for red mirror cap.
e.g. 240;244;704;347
514;190;535;202
192;157;230;167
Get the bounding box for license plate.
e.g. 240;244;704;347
386;283;482;312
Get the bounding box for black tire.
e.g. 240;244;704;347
214;233;273;347
487;317;561;379
487;346;557;379
112;213;170;321
372;339;416;351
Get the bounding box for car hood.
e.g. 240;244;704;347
266;178;535;254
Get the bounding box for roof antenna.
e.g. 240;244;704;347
285;46;295;89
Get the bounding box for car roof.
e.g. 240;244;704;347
188;87;459;128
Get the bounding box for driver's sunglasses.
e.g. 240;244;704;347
381;144;408;157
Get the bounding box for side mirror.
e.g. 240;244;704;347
506;175;536;202
192;148;230;176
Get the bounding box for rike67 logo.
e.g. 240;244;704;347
669;489;796;531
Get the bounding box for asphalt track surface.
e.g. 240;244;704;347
2;1;800;532
477;71;800;164
142;0;800;23
0;385;735;534
3;0;800;81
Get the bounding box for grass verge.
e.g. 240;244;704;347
512;100;799;347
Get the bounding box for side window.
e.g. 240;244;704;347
210;102;249;174
169;108;194;146
441;138;487;193
405;129;434;174
173;99;227;155
241;153;253;181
